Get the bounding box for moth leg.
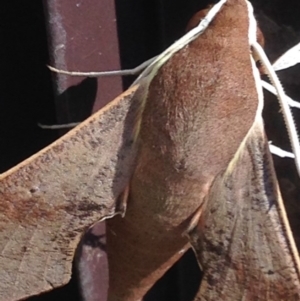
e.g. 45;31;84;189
185;203;206;275
187;203;205;234
186;216;204;301
116;184;130;216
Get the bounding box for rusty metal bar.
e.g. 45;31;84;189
43;1;123;300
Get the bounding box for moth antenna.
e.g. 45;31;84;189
47;56;157;77
46;0;227;134
47;1;228;82
252;41;300;178
132;0;228;85
272;42;300;71
261;80;300;109
46;0;228;134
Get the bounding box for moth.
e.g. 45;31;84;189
0;0;299;301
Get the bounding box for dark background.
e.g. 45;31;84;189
0;0;300;300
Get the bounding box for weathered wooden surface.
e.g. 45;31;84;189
0;86;138;301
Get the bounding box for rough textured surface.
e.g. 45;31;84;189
0;86;138;301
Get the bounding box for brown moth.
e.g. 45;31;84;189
105;1;300;301
0;1;299;301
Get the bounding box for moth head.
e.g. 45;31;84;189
185;1;264;49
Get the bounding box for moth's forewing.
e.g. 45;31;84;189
0;85;139;300
189;120;300;301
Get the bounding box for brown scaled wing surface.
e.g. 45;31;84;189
0;86;139;301
189;120;300;301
